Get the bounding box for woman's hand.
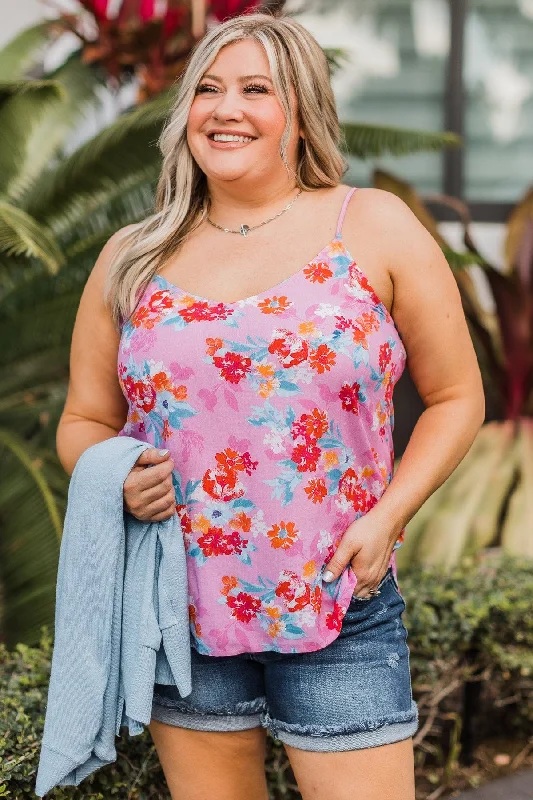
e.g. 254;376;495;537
322;509;400;598
123;448;176;522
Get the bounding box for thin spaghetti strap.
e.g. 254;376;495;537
335;186;358;237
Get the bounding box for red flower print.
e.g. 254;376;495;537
268;329;309;368
339;382;361;414
275;570;311;612
334;315;353;332
309;344;336;374
179;301;233;323
148;289;173;314
216;447;258;476
202;467;244;501
303;261;333;283
198;526;247;557
227;592;261;623
257;296;291;314
326;601;344;632
304;478;328;503
176;504;192;534
338;468;372;512
188;603;202;637
379;341;392;372
124;376;156;413
267;521;299;550
291;409;329;442
291;441;321;472
213;351;252;383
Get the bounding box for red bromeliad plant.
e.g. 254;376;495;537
51;0;273;101
374;170;533;566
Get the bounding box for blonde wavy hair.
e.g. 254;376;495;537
105;11;349;330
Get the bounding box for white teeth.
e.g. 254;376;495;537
212;133;254;143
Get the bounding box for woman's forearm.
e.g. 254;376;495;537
56;416;121;476
373;396;485;538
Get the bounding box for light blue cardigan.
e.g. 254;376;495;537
35;436;192;797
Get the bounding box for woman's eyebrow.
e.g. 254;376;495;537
201;73;273;84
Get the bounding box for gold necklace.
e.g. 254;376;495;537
206;188;302;237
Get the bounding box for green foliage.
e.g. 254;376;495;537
1;557;531;798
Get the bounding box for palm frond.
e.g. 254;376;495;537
0;21;54;80
0;431;65;647
0;201;64;273
0;80;64;197
23;91;170;232
10;53;105;203
341;121;461;159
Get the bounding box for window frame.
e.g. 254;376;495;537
433;0;526;223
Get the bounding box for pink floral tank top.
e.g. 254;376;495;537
117;187;407;656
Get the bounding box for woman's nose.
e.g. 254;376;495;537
212;89;245;122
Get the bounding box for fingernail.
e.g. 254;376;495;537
158;449;169;456
323;570;334;583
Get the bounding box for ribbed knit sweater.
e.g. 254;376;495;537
35;435;192;797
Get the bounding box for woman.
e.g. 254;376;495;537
57;11;485;800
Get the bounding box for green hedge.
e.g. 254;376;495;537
1;555;532;799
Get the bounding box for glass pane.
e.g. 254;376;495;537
465;0;533;201
290;0;450;193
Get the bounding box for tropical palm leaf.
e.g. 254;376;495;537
0;21;54;80
341;121;461;159
9;53;106;203
22;90;169;234
0;201;64;272
0;80;64;197
0;430;65;647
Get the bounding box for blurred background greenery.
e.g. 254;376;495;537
1;1;533;798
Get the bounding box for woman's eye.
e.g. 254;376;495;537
195;84;217;94
244;84;269;93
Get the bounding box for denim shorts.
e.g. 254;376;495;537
151;566;419;752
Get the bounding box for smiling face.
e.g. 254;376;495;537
186;38;303;186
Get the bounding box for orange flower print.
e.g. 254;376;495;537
309;344;336;373
304;477;328;503
221;576;238;596
267;621;283;638
148;290;174;315
216;448;258;477
229;511;252;532
268;329;309;368
303;261;333;283
213;351;252;383
206;337;224;355
131;289;173;329
202;466;244;501
267;521;299;550
189;603;202;637
291;409;328;441
257;296;291;314
339;381;361;414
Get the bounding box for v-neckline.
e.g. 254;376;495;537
154;235;347;307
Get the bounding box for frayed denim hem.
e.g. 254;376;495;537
150;702;263;732
262;699;419;751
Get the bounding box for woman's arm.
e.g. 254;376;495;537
56;226;135;476
370;189;485;534
323;188;485;589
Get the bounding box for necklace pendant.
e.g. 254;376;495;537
240;224;250;237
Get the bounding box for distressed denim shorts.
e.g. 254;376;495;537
151;566;419;752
